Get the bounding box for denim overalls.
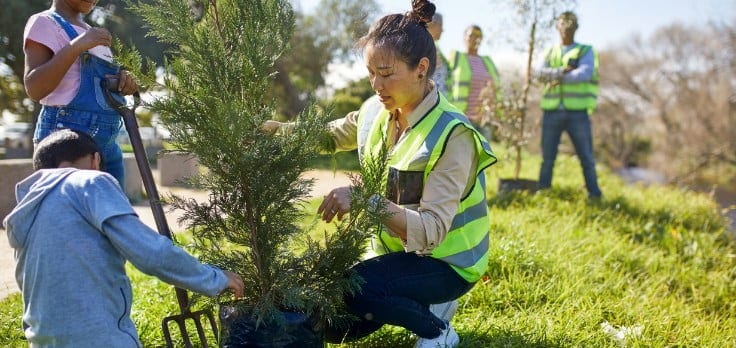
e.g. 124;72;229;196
34;12;127;185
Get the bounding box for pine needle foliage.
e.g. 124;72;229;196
119;0;387;328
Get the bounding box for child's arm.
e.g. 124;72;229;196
24;27;112;102
102;214;241;297
67;171;241;297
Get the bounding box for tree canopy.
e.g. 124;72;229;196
0;0;49;118
271;0;379;119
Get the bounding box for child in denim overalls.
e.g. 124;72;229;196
23;0;138;186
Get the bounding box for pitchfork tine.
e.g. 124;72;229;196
162;309;219;347
193;315;209;347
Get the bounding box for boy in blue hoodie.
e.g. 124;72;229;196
3;129;244;347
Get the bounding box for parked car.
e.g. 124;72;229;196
0;122;32;149
153;123;171;141
117;126;163;148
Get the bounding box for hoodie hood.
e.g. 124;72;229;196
3;168;78;249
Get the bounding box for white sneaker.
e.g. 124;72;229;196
414;300;460;348
429;300;458;322
414;324;460;348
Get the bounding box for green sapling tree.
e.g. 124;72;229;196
118;0;388;332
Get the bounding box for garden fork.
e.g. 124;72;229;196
102;80;218;347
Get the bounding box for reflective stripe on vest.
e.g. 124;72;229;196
447;51;502;113
540;44;599;113
356;95;386;163
357;92;498;282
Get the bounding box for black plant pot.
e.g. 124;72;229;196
498;178;539;194
219;304;323;348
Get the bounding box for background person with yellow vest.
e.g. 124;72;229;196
537;11;602;199
447;25;501;141
263;1;496;347
427;12;449;95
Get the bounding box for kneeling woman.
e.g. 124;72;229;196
266;1;496;346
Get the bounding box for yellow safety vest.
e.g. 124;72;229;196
356;93;497;282
447;51;502;114
540;44;599;114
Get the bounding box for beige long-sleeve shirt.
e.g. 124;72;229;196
329;88;479;254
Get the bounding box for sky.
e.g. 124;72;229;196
295;0;735;90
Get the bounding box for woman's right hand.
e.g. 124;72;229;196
71;27;112;53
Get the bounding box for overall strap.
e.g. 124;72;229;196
49;12;80;40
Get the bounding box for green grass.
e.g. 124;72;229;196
309;149;361;171
1;149;734;347
0;293;23;345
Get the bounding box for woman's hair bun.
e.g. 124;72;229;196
408;0;436;25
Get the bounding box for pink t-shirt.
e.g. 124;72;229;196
466;55;492;122
23;11;113;106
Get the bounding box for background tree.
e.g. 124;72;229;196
0;72;29;118
595;22;736;186
90;0;171;67
480;0;575;182
308;76;373;172
122;0;387;333
0;0;49;86
319;76;373;119
271;0;379;119
0;0;50;121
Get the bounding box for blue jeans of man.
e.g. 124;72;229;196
538;109;602;197
324;252;474;343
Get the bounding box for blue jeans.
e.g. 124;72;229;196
34;107;123;183
324;252;474;342
538;109;602;197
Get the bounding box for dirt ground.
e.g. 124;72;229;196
0;169;352;300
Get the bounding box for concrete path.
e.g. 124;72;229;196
0;238;15;300
0;169;351;300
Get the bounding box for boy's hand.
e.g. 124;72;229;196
222;270;245;299
71;27;112;53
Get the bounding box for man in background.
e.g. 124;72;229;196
537;11;602;199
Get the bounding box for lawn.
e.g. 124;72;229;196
1;150;734;347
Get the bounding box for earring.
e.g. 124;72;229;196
419;73;424;79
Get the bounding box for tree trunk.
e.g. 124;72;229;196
515;20;537;180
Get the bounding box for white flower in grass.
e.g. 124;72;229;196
601;321;643;346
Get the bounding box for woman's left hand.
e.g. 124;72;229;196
318;186;351;222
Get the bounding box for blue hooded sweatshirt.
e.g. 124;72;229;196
3;168;228;347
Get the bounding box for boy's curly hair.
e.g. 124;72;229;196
33;129;101;170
